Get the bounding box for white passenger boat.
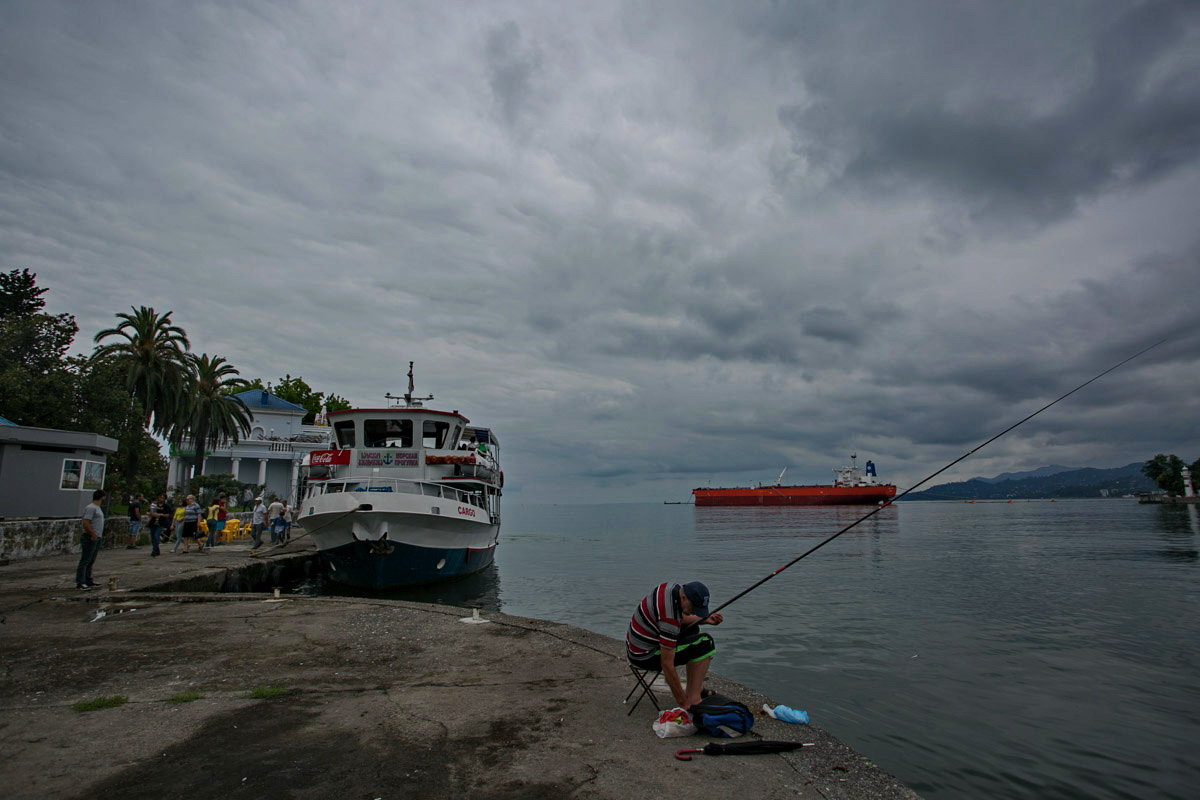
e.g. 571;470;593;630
298;365;501;589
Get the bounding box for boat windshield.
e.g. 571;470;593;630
333;420;355;448
364;419;413;448
423;419;451;449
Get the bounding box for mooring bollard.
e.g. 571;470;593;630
273;587;281;599
459;605;490;624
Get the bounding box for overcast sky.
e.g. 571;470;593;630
3;0;1198;502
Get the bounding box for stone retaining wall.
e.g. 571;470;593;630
0;513;253;563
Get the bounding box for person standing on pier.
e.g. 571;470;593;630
266;496;285;545
75;489;106;590
250;496;266;549
169;496;184;553
147;493;166;557
626;581;724;710
125;493;143;549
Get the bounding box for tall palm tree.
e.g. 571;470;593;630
173;353;253;482
92;307;190;495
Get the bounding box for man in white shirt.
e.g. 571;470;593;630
250;497;267;549
76;490;107;590
266;497;285;545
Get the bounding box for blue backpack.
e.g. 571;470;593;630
690;692;755;738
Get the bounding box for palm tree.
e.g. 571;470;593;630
92;307;191;495
172;353;253;482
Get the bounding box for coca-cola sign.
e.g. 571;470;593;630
309;450;351;466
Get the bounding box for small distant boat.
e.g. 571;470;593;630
692;455;896;507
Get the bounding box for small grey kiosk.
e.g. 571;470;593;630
0;418;118;519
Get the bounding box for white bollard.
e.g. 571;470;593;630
459;606;490;624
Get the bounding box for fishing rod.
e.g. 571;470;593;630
704;337;1169;619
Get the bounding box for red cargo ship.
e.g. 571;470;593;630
693;455;896;507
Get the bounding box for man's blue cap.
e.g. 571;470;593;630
682;581;710;618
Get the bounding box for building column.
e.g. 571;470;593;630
231;457;242;482
257;458;268;487
167;456;180;491
288;456;301;506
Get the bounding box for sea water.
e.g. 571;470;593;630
353;499;1200;800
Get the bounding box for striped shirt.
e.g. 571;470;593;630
627;583;684;659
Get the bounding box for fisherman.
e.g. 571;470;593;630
626;581;724;710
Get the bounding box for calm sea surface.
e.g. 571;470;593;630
349;499;1200;799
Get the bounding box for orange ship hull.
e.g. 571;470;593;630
693;484;896;506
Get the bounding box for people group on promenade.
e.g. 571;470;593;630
75;488;297;589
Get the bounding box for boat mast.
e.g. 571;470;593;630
385;361;435;408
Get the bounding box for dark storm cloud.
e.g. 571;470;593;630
766;0;1200;224
485;21;544;128
1;0;1197;502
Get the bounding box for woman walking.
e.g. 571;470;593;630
181;494;204;553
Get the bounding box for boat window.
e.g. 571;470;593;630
364;419;413;448
333;421;356;448
326;483;343;494
423;420;451;449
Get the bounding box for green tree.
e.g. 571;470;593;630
0;268;48;316
76;355;168;497
0;269;80;428
172;354;253;481
92;307;191;498
92;307;190;431
1142;454;1189;496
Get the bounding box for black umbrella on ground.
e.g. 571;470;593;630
675;740;810;760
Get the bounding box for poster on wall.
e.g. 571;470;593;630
60;459;82;490
83;461;106;490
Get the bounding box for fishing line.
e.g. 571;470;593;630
704;336;1169;619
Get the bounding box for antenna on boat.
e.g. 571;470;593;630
385;361;435;408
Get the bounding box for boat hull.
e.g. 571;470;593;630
693;485;896;506
320;538;496;589
301;491;499;589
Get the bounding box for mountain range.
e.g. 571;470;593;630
899;462;1155;501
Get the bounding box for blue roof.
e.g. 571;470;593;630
232;389;306;412
0;415;15;426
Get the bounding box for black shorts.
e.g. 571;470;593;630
628;632;716;671
182;520;199;539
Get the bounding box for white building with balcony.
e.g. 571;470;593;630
166;389;332;504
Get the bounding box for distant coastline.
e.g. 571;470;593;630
900;462;1154;501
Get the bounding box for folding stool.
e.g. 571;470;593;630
623;663;662;715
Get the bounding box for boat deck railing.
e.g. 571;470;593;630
312;477;485;509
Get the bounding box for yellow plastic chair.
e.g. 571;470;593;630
223;519;241;541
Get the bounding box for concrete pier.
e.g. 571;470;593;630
0;539;920;799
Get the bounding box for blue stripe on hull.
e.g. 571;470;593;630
320;539;496;589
